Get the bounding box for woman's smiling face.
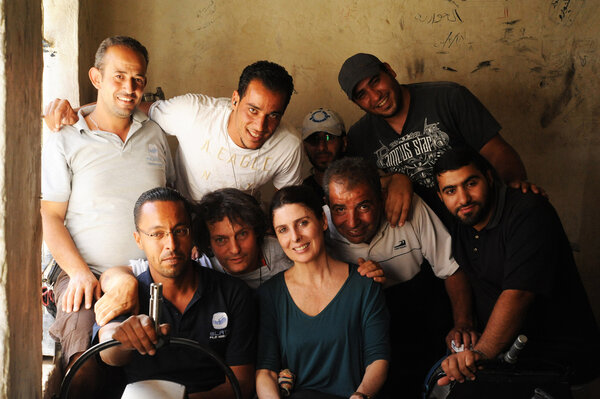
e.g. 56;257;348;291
272;203;327;264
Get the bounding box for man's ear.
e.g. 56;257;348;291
231;90;240;108
382;62;397;79
321;212;328;232
134;231;143;250
341;135;348;153
89;67;103;90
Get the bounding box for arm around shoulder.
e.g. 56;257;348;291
43;98;79;131
479;135;527;186
380;172;413;227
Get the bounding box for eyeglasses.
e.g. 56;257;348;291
138;226;191;240
304;133;338;146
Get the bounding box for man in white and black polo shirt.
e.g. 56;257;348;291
322;157;474;397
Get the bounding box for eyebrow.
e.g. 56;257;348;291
367;74;379;85
440;174;481;192
274;216;307;230
114;69;146;77
246;101;262;111
145;221;188;230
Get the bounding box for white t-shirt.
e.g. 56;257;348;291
325;194;459;287
130;236;292;289
149;94;304;200
41;106;175;275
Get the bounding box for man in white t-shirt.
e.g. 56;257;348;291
322;156;475;397
45;61;304;201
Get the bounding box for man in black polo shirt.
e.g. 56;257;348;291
95;187;256;398
433;147;600;388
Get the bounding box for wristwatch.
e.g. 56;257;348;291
352;392;370;399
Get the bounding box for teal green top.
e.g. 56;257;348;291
257;264;390;397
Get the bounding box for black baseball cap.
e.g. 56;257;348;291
338;53;383;99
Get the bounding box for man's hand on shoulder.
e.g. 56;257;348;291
112;315;170;356
381;173;413;227
63;269;101;313
508;180;548;198
357;257;386;284
44;98;78;131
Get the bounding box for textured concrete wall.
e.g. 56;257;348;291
79;0;600;319
0;0;43;397
43;0;79;113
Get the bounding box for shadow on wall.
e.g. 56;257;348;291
576;136;600;324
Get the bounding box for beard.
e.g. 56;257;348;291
454;199;492;227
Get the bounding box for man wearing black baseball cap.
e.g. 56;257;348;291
338;53;542;228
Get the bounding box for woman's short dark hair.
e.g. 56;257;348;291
195;188;267;254
269;185;324;228
237;61;294;108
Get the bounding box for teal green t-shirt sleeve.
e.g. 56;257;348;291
256;278;281;372
361;279;391;366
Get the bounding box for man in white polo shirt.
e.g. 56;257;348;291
41;36;174;397
322;156;474;397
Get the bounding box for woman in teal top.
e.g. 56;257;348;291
256;185;390;399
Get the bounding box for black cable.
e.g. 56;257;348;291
57;337;242;399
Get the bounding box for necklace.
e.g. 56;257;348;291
88;112;133;133
88;114;101;131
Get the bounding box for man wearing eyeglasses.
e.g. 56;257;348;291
96;187;256;398
301;108;347;204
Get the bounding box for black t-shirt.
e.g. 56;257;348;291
452;186;600;382
94;265;257;393
346;82;500;218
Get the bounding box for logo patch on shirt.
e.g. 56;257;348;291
146;144;163;166
212;312;228;329
394;240;407;250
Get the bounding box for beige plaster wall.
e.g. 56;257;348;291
0;0;43;397
43;0;80;120
79;0;600;318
